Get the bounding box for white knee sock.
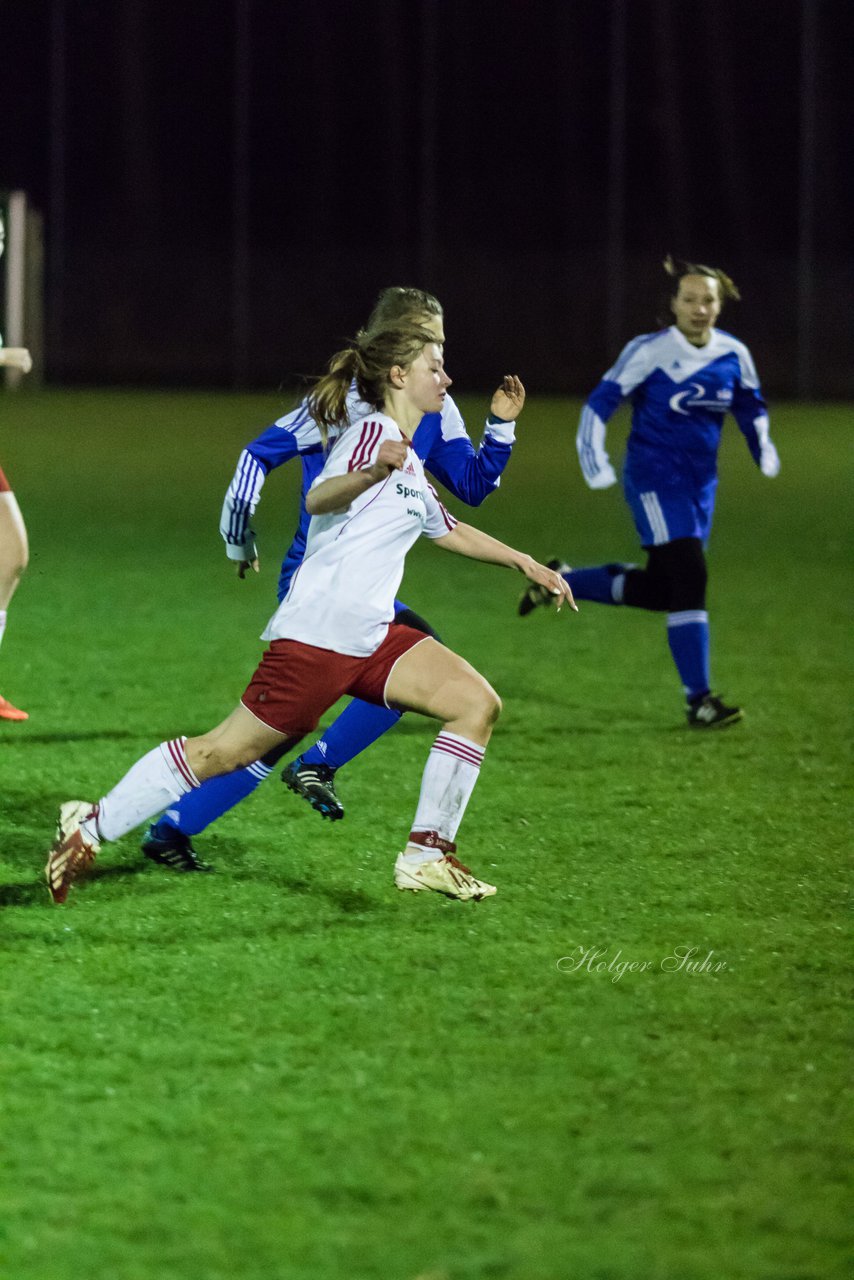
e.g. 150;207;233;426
82;738;200;844
408;731;486;856
0;609;7;651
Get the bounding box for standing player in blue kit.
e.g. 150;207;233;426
144;288;526;870
520;257;780;727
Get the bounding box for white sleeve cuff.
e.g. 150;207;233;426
585;466;618;490
484;418;517;444
760;445;780;477
225;540;256;562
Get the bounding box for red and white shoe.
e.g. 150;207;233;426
45;801;100;904
394;845;496;901
0;694;28;721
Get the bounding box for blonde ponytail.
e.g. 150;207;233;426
307;322;439;445
307;348;361;445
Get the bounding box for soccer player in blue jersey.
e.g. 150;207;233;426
143;288;524;870
520;256;780;727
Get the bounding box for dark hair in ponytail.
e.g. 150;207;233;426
663;254;741;302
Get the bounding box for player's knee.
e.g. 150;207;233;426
670;574;706;611
667;540;707;610
485;685;502;725
650;538;707;611
624;566;669;610
465;679;502;731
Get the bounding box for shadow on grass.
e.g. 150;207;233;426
0;861;158;907
2;854;383;921
4;728;211;746
0;878;54;906
228;863;382;916
184;833;383;914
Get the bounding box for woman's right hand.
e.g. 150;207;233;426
368;439;409;480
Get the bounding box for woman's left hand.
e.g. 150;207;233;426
519;557;577;612
490;375;525;422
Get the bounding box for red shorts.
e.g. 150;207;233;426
0;465;10;493
240;623;428;737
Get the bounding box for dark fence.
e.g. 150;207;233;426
2;0;851;396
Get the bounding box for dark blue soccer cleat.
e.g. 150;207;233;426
141;820;214;872
282;758;345;821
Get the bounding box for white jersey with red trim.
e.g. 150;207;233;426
262;413;457;656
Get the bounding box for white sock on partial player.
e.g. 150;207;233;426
0;609;7;651
81;737;200;844
407;731;486;858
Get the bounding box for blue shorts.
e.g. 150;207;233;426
623;471;718;547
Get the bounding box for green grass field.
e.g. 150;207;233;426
1;390;851;1280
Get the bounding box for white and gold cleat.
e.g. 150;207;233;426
394;849;496;901
45;801;100;904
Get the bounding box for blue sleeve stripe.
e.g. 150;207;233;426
587;379;624;418
226;456;248;543
288;403;313;442
228;451;263;543
272;399;310;431
578;403;598;476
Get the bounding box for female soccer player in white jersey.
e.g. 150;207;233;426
520;256;780;727
45;322;575;905
0;343;33;721
143;286;525;872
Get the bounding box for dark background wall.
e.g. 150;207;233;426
2;0;852;395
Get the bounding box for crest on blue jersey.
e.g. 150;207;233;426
668;381;733;415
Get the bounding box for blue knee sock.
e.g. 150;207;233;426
666;611;710;700
566;563;631;605
159;760;273;836
300;699;403;770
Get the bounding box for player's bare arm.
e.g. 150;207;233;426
306;440;409;515
436;522;577;612
490;375;525;422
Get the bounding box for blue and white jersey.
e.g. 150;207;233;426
576;326;779;492
220;383;515;598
